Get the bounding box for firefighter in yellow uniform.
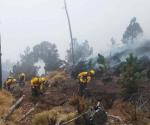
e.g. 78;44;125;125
39;77;47;94
19;73;26;87
4;76;17;91
31;77;47;97
31;77;41;97
78;70;95;97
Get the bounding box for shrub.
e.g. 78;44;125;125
32;107;76;125
0;90;22;125
69;95;91;114
119;54;142;98
47;71;69;88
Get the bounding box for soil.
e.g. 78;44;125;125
8;77;150;125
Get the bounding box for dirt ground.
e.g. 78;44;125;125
3;75;150;125
16;76;119;125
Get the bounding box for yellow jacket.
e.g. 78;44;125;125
5;78;16;86
31;77;47;90
78;72;91;84
39;77;46;84
31;77;40;87
39;77;47;90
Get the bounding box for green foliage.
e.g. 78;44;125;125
33;41;61;71
71;60;88;79
20;47;37;65
66;39;93;65
97;53;107;71
13;47;38;79
13;41;61;79
119;54;142;98
122;17;143;44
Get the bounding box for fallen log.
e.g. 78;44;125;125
19;103;39;121
2;95;25;122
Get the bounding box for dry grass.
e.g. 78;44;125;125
0;90;15;116
47;70;69;88
69;95;81;106
108;100;150;125
69;95;91;113
0;90;22;125
32;106;77;125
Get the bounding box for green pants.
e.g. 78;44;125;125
32;86;40;97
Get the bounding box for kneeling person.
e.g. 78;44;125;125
19;73;26;87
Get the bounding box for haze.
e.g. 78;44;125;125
0;0;150;62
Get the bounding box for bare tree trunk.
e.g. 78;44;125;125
64;0;75;66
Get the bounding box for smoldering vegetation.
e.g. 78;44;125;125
1;15;150;125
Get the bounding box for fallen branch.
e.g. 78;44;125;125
108;114;123;122
57;111;88;125
138;100;149;110
3;95;25;122
19;103;39;121
59;110;110;125
58;109;122;125
59;102;106;125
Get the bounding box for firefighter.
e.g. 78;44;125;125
31;77;41;97
19;73;26;87
78;70;95;97
39;77;47;94
31;77;47;97
4;76;17;91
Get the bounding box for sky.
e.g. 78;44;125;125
0;0;150;62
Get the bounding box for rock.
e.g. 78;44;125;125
84;107;107;125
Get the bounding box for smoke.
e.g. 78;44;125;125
2;60;15;82
108;37;150;67
34;60;45;76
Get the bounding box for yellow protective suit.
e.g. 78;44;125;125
39;77;47;91
5;77;16;86
31;77;47;97
78;72;91;84
5;77;16;90
31;77;40;87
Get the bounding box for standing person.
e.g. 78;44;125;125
31;77;41;97
19;73;26;87
78;70;95;97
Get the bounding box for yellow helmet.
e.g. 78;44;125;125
12;79;17;83
32;77;39;83
89;69;95;75
40;77;46;83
